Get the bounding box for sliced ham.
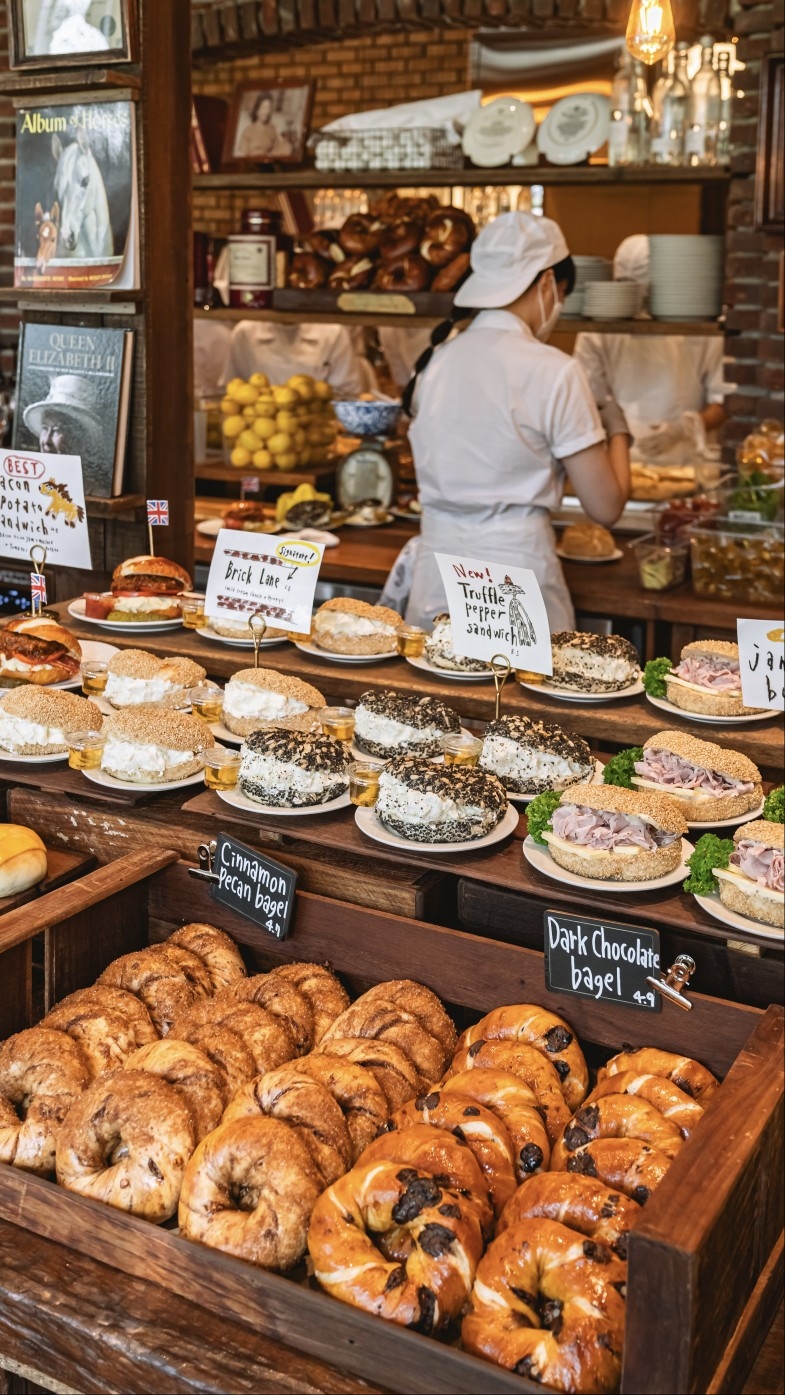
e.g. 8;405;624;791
673;655;741;693
551;805;680;851
730;840;785;893
635;749;756;798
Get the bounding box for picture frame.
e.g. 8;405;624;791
9;0;138;71
222;81;315;168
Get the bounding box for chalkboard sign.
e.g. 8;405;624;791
544;908;661;1013
212;832;297;940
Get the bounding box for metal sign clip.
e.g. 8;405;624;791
646;954;695;1011
188;839;219;882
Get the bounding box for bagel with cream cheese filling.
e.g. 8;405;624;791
550;632;640;694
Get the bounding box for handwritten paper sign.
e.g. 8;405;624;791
435;553;553;673
738;618;785;711
204;528;325;632
0;449;91;569
212;832;297;940
544;909;661;1012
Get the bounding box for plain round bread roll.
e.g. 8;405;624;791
560;522;616;558
0;824;48;896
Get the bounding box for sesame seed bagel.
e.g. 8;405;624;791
737;820;784;850
543;784;688;883
480;715;593;795
312;598;404;656
0;687;102;755
208;617;288;640
222;668;325;738
354;689;460;759
547;840;684;883
681;640;739;661
239;728;349;808
664;677;757;718
717;877;785;929
107;649;162;679
637;731;763;823
376;754;508;843
101;706;214;784
559;783;688;833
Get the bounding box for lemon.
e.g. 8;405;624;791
252;416;276;441
275;410;298;433
297;448;312;467
221;395;239;416
306;426;323;447
314;380;332;401
254;400;276;419
239;428;260;452
230;446;252;468
242;405;257;420
272;386;298;408
252;449;273;470
249;372;270;389
222;414;245;440
293;429;307;450
275;451;298;470
288;377;315;402
233;383;258;407
227;377;246;396
268;431;293;455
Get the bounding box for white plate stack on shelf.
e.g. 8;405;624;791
649;235;724;320
561;255;612;317
582;280;642;320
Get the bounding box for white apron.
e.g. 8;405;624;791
405;504;575;633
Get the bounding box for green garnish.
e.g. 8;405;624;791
603;746;644;789
683;833;735;896
643;656;673;698
527;790;563;846
763;786;784;824
729;470;780;522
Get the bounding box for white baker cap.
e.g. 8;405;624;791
614;234;650;286
454;212;570;309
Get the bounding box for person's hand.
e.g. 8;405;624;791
637;411;704;459
598;396;632;443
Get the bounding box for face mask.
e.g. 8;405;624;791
536;270;562;341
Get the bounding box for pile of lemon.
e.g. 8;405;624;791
221;372;337;471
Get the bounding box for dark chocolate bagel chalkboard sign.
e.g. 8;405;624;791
545;908;661;1012
212;832;296;939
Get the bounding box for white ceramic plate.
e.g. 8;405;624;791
555;548;624;565
693;890;783;942
52;639;120;690
207;718;241;746
522;833;694;893
343;513;394;528
389;507;421;522
463;97;536;167
67;599;183;633
196;518;281;538
645;692;779;725
506;760;605;806
0;747;67;764
294;639;398;664
537;93;610;165
81;765;208;793
197;625;289;649
217;786;350;817
519;677;644;703
684;800;765;831
356;802;519;854
406;654;492;682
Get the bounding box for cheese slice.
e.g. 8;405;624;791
714;867;783;904
543;831;640;859
632;776;702;800
667;674;741;697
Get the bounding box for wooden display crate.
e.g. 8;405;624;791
0;849;782;1395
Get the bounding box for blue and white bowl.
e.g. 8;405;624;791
333;400;402;438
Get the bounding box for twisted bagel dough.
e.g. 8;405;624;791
168;923;246;993
223;1068;352;1185
394;1091;517;1217
360;1123;494;1239
125;1040;226;1142
321;1001;446;1086
42;986;157;1048
561;1138;672;1204
462;1218;626;1393
498;1173;639;1260
40;1002;137;1077
270;1055;388;1161
586;1071;704;1138
599;1048;718;1103
0;1027;91;1175
56;1070;194;1221
448;1042;571;1145
308;1161;484;1334
179;1116;322;1268
441;1070;551;1180
172;999;297;1077
264;963;349;1044
458;1006;588;1111
358;981;457;1058
98;947;202;1036
552;1096;684;1172
230;976;314;1055
314;1037;420;1111
154;944;214;999
173;1023;256;1105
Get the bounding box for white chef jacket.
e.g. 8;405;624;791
193;318;233;393
573;334;725;457
229;322;364;398
378;326;434;390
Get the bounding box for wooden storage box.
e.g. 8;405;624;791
0;848;782;1395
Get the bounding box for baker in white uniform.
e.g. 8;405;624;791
405;213;630;632
574;235;726;462
229;321;365;398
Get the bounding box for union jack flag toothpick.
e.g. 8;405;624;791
146;499;169;556
30;573;47;614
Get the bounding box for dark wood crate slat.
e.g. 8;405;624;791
707;1235;785;1395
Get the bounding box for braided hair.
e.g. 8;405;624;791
401;305;474;417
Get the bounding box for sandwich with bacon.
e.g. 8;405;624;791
0;616;81;685
84;555;192;623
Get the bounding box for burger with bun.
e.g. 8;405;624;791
84;556;191;623
0;688;101;756
530;783;687;882
223;503;278;534
0;616;81;685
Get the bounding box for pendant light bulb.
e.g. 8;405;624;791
625;0;676;65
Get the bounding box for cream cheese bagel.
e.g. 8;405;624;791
376;754;508;843
425;614;489;673
480;715;593;795
550;632;640;694
354;689;460;759
0;687;102;757
101;706;214;784
222;668;325;738
312;598;404;656
104;650;206;709
239;728;349;808
633;731;762;823
541;784;688;882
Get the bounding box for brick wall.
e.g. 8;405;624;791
0;13;16;381
723;0;785;454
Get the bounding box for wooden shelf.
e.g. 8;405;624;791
0;69;141;96
196;306;723;335
195;462;336;488
85;493;146;516
194;166;732;192
0;287;142;316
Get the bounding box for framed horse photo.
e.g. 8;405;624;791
9;0;138;70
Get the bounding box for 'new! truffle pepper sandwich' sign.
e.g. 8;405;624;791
435;553;553;673
204;529;325;633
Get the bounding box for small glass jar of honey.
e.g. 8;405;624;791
320;707;356;743
81;660;108;696
66;729;106;771
203;748;242;791
442;733;483;767
349;759;385;807
189;684;224;722
181;595;207;630
396;626;426;658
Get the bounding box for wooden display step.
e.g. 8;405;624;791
195;461;336;490
194;167;732;191
0;846;95;918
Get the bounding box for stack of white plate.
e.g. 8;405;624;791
649;235;724;320
562;256;612;317
583;280;642;320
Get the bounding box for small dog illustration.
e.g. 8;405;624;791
498;574;537;648
40;478;85;527
34;202;60;274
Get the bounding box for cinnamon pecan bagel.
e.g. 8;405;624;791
98;946;204;1036
230;975;314;1055
561;1138;671;1205
448;1042;571;1145
40;1001;138;1077
125;1040;226;1142
458;1005;588;1110
360;1123;494;1239
498;1173;639;1260
551;1095;684;1172
462;1219;626;1392
394;1090;517;1217
179;1116;322;1269
441;1069;551;1180
167;923;246;994
586;1071;704;1138
223;1067;352;1186
373;254;431;293
175;999;297;1078
320;999;446;1087
308;1161;484;1333
56;1070;194;1221
43;984;157;1047
173;1023;256;1105
359;980;457;1058
599;1048;718;1103
271;1054;388;1160
264;963;349;1044
288;252;330;289
0;1027;91;1175
315;1037;420;1111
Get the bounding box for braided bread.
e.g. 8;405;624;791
321;1000;446;1086
457;1006;588;1110
98;947;203;1035
358;981;457;1058
308;1161;484;1334
56;1070;194;1221
265;963;349;1044
561;1138;671;1204
223;1067;352;1186
599;1048;718;1102
360;1124;494;1239
40;1001;138;1077
41;986;157;1048
125;1040;226;1142
448;1042;571;1144
0;1027;91;1175
552;1095;684;1172
314;1037;420;1111
168;923;246;992
394;1090;517;1216
231;975;314;1055
462;1219;626;1392
498;1173;638;1260
586;1071;704;1138
179;1116;322;1268
441;1069;551;1180
270;1055;388;1161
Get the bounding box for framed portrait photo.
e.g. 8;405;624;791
223;81;315;167
9;0;137;70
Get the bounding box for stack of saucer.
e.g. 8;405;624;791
649;235;724;320
562;255;612;317
583;280;642;320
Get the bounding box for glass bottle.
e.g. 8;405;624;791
716;48;733;165
650;41;689;165
686;36;721;166
609;53;650;166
